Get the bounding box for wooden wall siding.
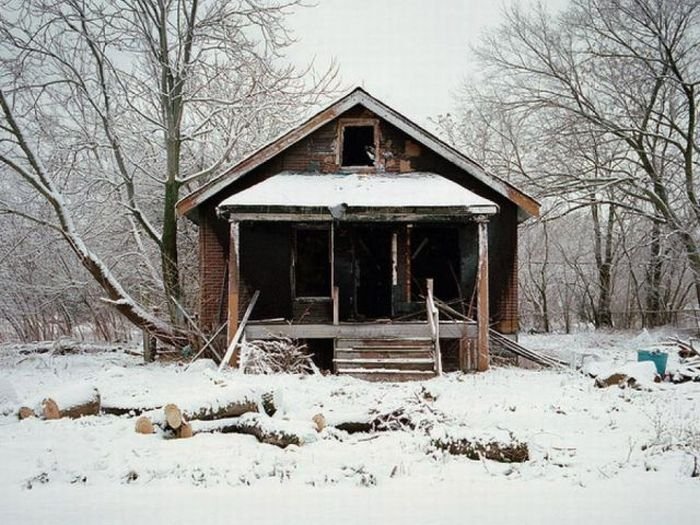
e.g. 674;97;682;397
198;206;229;331
198;103;521;334
292;299;333;323
440;338;479;373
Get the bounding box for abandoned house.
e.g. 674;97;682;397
176;87;540;380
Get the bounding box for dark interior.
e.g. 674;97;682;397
341;125;375;166
354;227;392;319
410;226;461;303
305;338;334;371
295;228;330;297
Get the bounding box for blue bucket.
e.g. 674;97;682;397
637;350;668;375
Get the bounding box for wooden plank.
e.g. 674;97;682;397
337;369;435;382
334;360;434;371
185;321;228;367
219;290;260;371
171;295;223;363
476;216;490;372
335;350;433;360
244;321;475;340
332;286;339;325
227;222;240;346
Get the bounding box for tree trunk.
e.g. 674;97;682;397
645;222;664;328
591;202;614;328
162;136;183;327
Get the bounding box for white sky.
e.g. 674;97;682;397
288;0;567;126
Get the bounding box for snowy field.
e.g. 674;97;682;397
1;329;699;524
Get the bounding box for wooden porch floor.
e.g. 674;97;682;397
244;320;477;340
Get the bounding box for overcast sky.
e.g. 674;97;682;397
288;0;566;126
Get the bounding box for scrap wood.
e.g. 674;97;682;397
432;298;566;368
171;296;223;363
218;290;260;371
664;336;699;358
184;321;228;369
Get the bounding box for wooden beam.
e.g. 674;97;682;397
476;215;490;371
245;320;476;340
219;290;260;371
227;222;240;346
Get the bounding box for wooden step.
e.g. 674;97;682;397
334;358;435;371
335;338;432;349
335;350;433;360
337;368;435;382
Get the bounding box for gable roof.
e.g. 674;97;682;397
176;87;540;221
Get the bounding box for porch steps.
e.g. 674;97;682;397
334;337;437;381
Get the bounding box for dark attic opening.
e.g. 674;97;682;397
341;125;375;166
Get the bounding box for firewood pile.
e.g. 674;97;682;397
240;337;316;375
665;337;700;383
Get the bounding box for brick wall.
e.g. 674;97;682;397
198;207;228;331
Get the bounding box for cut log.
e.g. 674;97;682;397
18;406;36;420
42;398;60;420
192;413;308;448
261;391;277;417
312;413;326;432
40;385;101;419
135;416;155;434
164;404;183;430
177;422;193;439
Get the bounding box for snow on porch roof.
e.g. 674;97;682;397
217;172;499;219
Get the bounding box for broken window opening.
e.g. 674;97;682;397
341;125;375;167
410;227;461;303
294;228;330;297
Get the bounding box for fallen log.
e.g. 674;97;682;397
332;408;416;434
184;398;259;421
432;430;529;463
103;389;261;420
192;413;311;448
102;405;159;417
40;385;100;419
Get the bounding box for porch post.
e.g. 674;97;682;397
475;215;490;371
227;221;240;348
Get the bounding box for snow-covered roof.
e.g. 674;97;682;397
177;87;539;222
217;172;498;220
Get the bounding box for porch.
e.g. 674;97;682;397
216;172;498;377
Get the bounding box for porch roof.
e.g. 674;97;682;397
217;172;499;221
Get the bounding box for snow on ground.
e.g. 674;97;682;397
1;329;699;524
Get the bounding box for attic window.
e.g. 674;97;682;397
341;125;375;167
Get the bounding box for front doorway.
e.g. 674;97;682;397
354;226;393;319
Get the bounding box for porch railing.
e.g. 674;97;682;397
425;278;442;376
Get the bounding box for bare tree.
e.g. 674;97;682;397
473;0;700;307
0;0;337;343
